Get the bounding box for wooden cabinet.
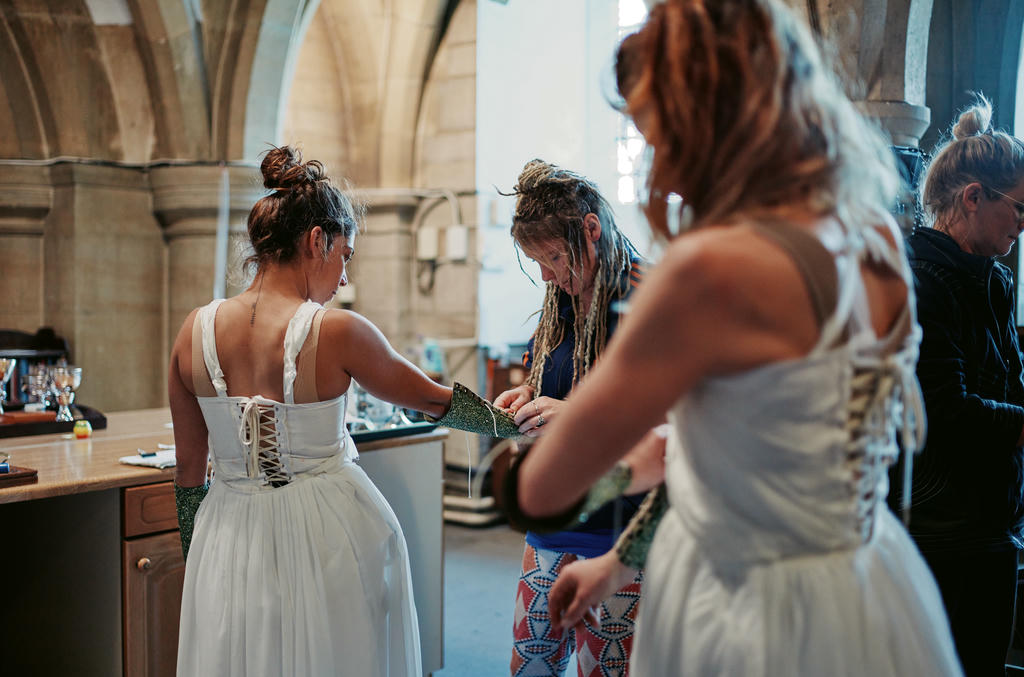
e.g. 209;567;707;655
122;482;185;677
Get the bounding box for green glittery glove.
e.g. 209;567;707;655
175;482;209;562
431;382;523;439
578;461;633;523
613;484;668;569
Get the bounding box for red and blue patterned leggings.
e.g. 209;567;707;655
510;544;643;677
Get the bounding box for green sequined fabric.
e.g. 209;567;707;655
175;482;209;561
613;484;668;569
432;382;523;439
578;461;633;523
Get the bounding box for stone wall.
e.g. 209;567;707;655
1;0;1022;417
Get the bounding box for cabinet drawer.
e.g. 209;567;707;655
123;482;178;538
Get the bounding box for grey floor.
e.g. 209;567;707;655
434;522;525;677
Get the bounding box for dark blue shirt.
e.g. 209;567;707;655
524;258;646;558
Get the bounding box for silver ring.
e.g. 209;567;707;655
537;415;546;427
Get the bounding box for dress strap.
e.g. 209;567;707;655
190;310;217;397
198;299;228;397
282;301;323;405
293;308;326;404
750;222;838;329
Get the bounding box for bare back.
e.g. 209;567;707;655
205;296;342;403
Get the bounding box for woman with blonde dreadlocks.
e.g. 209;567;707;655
494;159;647;677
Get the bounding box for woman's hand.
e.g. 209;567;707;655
513;396;563;437
548;551;638;630
493;384;534;413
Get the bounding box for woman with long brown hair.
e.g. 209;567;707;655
508;1;962;674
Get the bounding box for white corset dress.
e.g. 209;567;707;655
631;229;963;676
176;300;421;677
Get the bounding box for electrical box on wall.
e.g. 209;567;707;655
417;225;439;261
445;224;469;262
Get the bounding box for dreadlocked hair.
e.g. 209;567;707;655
508;159;640;394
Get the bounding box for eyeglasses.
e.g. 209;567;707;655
987;187;1024;223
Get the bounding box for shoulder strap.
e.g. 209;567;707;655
282;301;322;405
751;222;838;328
293;309;327;404
199;299;228;397
190;311;217;397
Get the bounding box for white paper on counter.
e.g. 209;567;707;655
119;449;176;469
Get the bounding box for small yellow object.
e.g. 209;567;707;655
73;420;92;439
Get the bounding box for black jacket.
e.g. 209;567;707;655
898;227;1024;551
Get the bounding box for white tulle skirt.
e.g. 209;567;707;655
631;509;963;676
177;463;421;677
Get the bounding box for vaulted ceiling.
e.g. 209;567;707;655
0;0;456;183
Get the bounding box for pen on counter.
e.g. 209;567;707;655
137;448;156;458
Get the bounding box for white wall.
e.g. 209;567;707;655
476;0;651;352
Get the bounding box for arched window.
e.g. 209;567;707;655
615;0;648;205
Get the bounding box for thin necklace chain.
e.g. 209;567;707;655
249;273;266;327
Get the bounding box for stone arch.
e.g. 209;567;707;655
285;0;453;186
0;1;123;159
0;5;55;158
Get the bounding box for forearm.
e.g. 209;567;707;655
517;378;664;518
361;363;451;418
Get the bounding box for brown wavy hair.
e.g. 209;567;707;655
617;0;898;237
245;146;362;270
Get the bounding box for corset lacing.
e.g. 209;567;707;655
844;333;926;540
239;399;292;487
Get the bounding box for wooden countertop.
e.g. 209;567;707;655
0;408;448;505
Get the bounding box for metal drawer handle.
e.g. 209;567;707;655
136;557;152;571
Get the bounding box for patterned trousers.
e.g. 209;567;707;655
510;544;643;677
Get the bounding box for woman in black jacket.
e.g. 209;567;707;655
906;95;1024;676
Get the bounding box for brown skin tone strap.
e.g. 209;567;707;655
190;310;217;398
293;308;326;404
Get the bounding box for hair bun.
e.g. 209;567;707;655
515;159;558;193
951;94;994;140
260;146;325;191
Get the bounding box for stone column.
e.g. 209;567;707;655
350;194;418;351
0;165;53;333
858;101;932;148
44;164;164;411
810;0;935;147
151;164;263;354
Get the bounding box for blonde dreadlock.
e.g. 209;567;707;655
508;159;640;394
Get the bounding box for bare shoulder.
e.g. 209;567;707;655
171;307;202;357
317;308;390;351
637;224;824;364
652;225;810;311
319;307;373;336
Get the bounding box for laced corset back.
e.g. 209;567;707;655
664;220;927;571
194;299;335;489
818;226;925;540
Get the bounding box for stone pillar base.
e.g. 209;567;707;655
858;100;931;148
